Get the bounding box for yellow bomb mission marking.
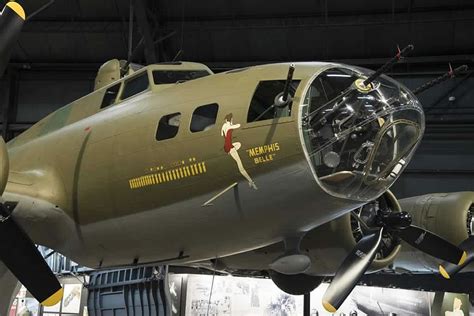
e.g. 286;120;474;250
129;158;207;189
246;142;280;164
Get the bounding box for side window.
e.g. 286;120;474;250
100;84;120;109
121;72;149;100
190;103;219;132
247;80;300;122
156;113;181;141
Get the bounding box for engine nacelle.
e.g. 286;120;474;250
393;191;474;273
214;190;402;277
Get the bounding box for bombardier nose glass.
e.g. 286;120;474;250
301;67;424;201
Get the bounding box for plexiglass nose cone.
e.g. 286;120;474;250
301;67;424;202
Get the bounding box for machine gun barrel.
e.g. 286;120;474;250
282;64;295;103
412;65;469;95
363;44;414;86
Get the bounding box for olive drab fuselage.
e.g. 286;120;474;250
4;62;421;269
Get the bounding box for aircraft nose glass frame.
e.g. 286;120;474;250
302;67;425;201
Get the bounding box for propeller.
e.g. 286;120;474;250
396;224;467;265
322;209;466;312
0;3;64;306
439;236;474;279
0;2;26;77
322;228;384;313
0;204;63;306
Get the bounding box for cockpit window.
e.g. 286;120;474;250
301;67;424;201
152;70;210;84
100;83;120;109
247;80;300;122
121;72;149;100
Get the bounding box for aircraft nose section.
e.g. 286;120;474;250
300;67;424;202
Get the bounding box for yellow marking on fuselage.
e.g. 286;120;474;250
129;158;208;189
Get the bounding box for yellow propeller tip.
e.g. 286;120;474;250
6;2;26;20
458;251;468;266
41;287;63;306
322;300;337;313
439;264;450;280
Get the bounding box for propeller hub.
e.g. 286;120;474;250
380;211;412;230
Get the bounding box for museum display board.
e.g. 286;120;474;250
9;274;474;316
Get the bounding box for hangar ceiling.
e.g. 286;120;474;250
9;0;474;68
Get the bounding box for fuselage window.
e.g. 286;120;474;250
247;80;300;122
156;113;181;141
100;84;120;109
152;70;210;84
121;72;149;100
190;103;219;132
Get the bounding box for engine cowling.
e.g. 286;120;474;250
393;191;474;273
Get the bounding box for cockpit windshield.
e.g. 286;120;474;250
301;67;424;201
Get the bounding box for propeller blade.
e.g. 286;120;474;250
0;136;9;195
396;225;467;265
0;2;26;77
0;205;63;306
439;237;474;279
322;228;383;312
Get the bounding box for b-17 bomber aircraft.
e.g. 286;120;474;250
0;2;471;315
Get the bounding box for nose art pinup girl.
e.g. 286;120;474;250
221;113;258;190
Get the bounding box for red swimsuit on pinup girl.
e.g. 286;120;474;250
223;129;234;153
